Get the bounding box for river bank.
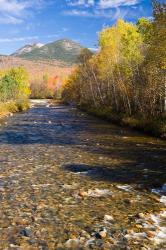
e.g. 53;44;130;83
77;105;166;139
0;100;29;121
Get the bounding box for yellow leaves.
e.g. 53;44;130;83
0;66;30;102
99;19;144;72
63;5;166;117
95;19;144;83
0;70;6;79
8;67;30;98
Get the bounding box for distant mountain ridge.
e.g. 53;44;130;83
12;39;83;64
12;43;44;56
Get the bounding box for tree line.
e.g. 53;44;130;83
62;1;166;135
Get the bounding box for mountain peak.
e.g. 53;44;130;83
11;39;83;64
12;43;44;56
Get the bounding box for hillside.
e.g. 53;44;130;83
0;56;73;83
12;39;83;64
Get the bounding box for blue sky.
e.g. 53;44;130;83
0;0;153;55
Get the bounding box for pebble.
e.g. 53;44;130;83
13;218;29;226
10;244;19;248
99;230;107;238
146;231;155;238
136;224;143;229
104;214;114;223
65;239;79;248
19;228;32;237
37;203;47;210
78;190;88;197
87;188;112;197
117;185;133;192
138;213;145;219
85;238;95;247
94;228;107;239
124;198;133;205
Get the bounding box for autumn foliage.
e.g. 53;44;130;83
0;66;30;102
62;1;166;136
0;56;73;99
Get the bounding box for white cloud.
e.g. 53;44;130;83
98;0;140;9
67;0;86;6
67;0;140;8
64;0;141;19
0;0;46;24
67;0;94;7
64;7;128;19
0;0;28;15
0;15;22;24
64;9;94;16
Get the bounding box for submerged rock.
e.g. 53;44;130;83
19;228;32;237
117;185;133;192
104;214;114;223
87;188;113;197
65;239;80;248
98;228;107;238
78;190;88;197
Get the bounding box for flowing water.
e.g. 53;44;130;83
0;100;165;250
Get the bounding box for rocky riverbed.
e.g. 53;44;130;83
0;100;165;250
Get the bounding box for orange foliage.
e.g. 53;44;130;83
47;75;58;90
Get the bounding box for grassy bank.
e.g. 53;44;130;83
79;105;166;139
0;100;30;120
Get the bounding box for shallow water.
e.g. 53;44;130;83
0;100;165;249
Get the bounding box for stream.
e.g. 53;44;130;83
0;100;165;250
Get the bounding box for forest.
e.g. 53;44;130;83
62;0;166;137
